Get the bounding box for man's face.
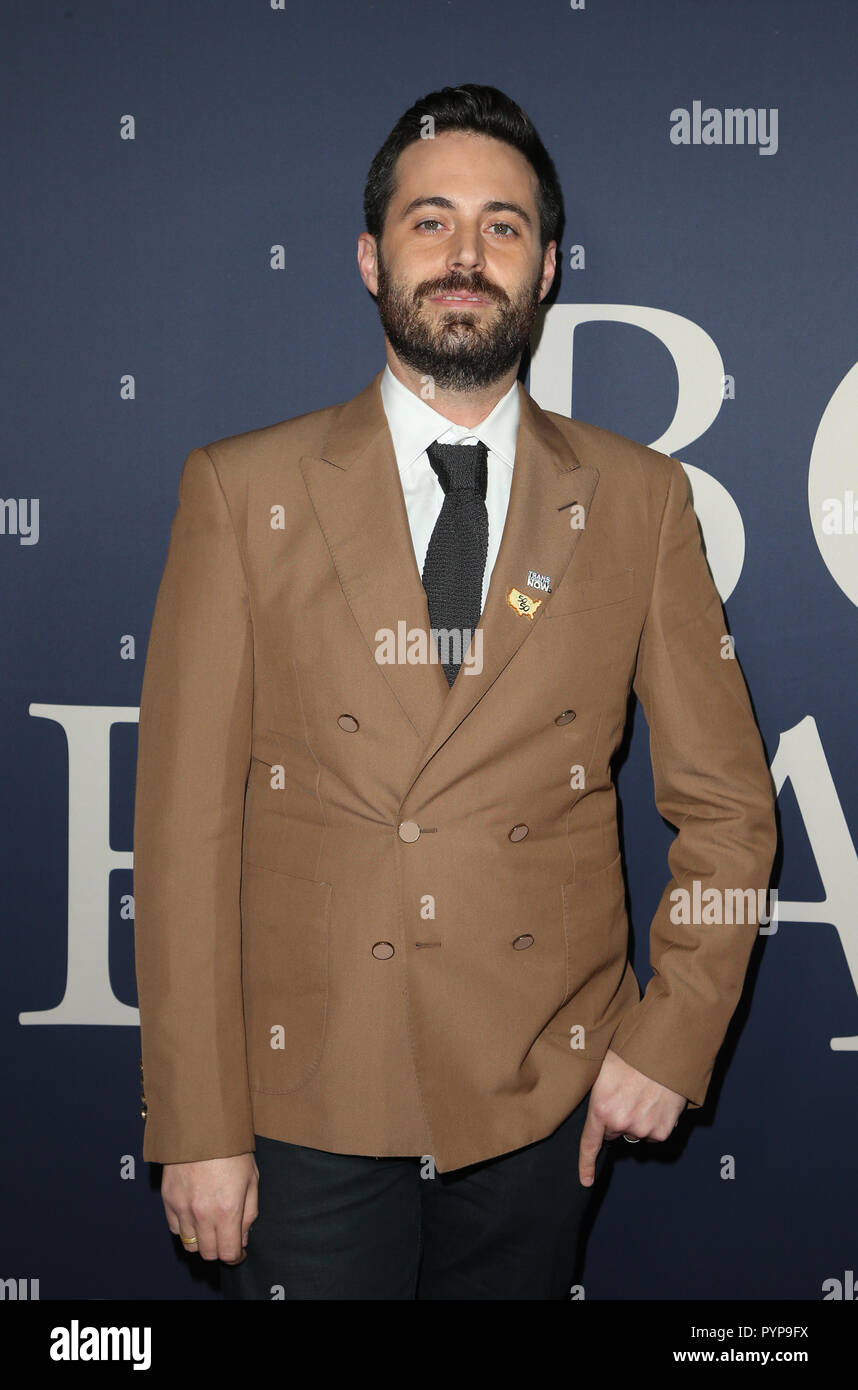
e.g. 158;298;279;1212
361;130;556;391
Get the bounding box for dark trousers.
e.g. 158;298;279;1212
220;1088;611;1300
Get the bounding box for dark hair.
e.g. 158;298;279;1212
363;84;564;253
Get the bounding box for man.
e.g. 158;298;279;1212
133;84;777;1300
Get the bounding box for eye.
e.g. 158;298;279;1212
488;222;517;237
415;219;444;232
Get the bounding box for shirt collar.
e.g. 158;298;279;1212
380;362;520;476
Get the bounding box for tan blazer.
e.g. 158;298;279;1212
133;369;777;1172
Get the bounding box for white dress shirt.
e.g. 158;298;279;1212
379;363;520;616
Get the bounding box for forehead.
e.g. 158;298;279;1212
392;129;539;207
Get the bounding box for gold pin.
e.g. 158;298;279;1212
507;587;542;620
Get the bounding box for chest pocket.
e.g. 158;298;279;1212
544;567;635;617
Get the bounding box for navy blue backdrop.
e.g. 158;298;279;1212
2;0;856;1301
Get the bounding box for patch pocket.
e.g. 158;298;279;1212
240;860;332;1093
545;567;634;616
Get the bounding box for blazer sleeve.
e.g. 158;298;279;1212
133;446;255;1163
607;455;777;1108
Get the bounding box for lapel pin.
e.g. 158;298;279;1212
527;569;552;593
507;587;542;620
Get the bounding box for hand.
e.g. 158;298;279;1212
578;1049;687;1187
162;1152;259;1263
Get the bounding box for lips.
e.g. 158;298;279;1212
430;292;491;303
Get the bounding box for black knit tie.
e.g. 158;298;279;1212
421;439;489;686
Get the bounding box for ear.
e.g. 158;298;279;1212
357;232;379;296
539;240;557;301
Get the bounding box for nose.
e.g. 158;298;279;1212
445;223;485;275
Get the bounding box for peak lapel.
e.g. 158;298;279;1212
299;371;451;742
403;379;599;788
298;370;599;790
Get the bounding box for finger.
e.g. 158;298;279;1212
578;1109;605;1187
167;1202;200;1251
188;1214;219;1262
162;1196;183;1238
241;1180;259;1249
215;1206;249;1266
220;1244;247;1266
169;1207;201;1253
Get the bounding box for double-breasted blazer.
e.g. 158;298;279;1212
133;368;777;1172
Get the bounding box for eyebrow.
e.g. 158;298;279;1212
399;195;533;229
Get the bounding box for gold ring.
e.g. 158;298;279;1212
180;1233;199;1245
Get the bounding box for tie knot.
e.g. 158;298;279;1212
426;439;488;500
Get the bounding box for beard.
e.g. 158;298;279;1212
374;246;544;391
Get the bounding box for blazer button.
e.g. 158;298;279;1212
372;941;395;959
398;820;421;842
554;709;576;725
337;714;359;732
512;934;534;950
508;824;529;842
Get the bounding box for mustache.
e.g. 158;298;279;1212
416;274;507;304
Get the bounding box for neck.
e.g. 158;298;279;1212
384;345;519;427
